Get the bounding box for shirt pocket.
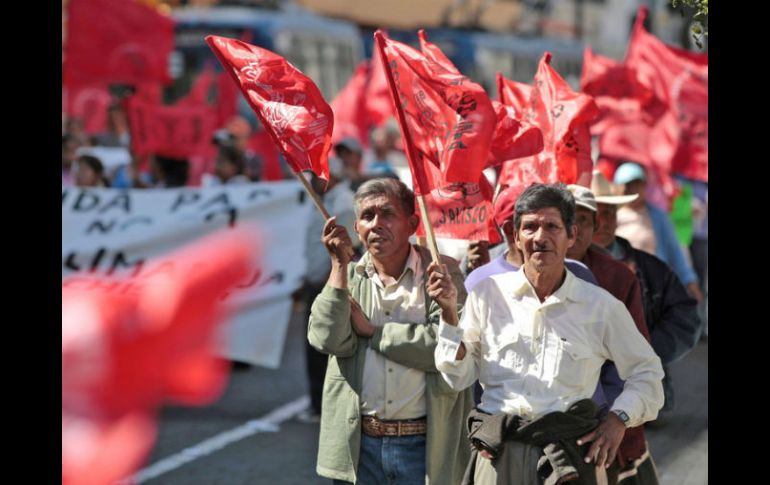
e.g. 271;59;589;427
482;326;527;384
554;338;594;389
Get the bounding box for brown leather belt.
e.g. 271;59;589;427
361;415;427;437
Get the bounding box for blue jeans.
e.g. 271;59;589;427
333;433;426;485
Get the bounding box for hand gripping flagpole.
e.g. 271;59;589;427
374;30;441;265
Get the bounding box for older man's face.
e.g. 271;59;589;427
514;208;576;273
566;207;596;260
354;194;417;260
593;203;618;248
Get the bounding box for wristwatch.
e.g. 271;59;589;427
611;409;630;427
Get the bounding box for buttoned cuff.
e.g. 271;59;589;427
436;319;464;365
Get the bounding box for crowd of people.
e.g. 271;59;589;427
299;149;706;484
62;99;707;485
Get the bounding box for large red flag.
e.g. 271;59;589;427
626;6;708;182
376;31;498;242
64;0;174;88
331;62;371;146
126;97;218;160
497;54;598;188
62;230;257;485
375;31;496;193
206;36;334;182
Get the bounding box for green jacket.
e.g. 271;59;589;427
308;245;474;484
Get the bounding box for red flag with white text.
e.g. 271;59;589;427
206;35;334;181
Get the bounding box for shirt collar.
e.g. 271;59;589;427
354;245;421;283
509;264;589;303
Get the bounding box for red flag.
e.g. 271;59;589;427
126;97;218;160
626;6;707;182
488;100;544;167
62;230;257;485
375;31;496;194
580;47;655;136
331;62;371;146
215;71;240;129
206;35;334;182
63;84;112;135
64;0;174;87
497;54;598;188
366;41;398;130
178;64;216;107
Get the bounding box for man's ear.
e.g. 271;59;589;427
408;214;420;235
566;224;577;249
501;220;514;241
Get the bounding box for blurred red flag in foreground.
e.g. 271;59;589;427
64;0;174;87
62;230;258;485
206;35;334;182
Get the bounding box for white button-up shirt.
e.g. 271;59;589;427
435;268;663;428
359;247;427;420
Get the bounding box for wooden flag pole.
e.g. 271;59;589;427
294;170;331;220
417;194;441;265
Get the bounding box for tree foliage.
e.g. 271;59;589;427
672;0;708;49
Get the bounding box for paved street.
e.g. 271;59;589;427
131;304;708;485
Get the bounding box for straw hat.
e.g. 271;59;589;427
591;169;639;205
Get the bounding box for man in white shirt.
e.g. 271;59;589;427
435;183;664;484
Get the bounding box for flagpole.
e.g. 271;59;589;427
416;195;441;264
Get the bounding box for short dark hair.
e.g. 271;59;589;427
514;183;575;232
76;154;104;176
218;145;246;173
354;177;415;217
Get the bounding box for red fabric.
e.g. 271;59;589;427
64;0;174;87
375;31;496;194
178;64;216;107
580;47;655;136
63;84;112;135
126;97;218;160
497;54;598;189
249;129;285;181
366;41;397;129
488;100;544;167
206;36;333;181
62;230;256;485
330;62;371;146
626;6;708;182
215;71;240;129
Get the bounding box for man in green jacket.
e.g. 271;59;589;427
308;178;474;484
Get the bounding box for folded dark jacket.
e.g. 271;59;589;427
462;399;601;485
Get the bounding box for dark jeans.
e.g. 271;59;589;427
304;283;329;414
332;434;427;485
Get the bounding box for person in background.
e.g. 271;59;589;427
591;170;701;426
62;133;83;186
224;116;264;182
74;154;108;188
612;162;702;304
92;102;131;148
334;137;367;191
202;145;250;187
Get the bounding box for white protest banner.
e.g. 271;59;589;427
62;181;312;368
